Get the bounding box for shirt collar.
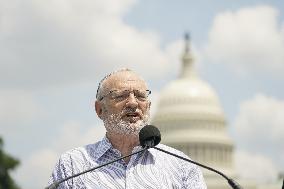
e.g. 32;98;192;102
93;135;112;161
93;135;148;161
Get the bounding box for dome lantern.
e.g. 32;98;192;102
180;33;197;79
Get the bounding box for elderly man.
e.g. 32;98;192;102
48;69;207;188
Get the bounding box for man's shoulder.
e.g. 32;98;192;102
149;143;192;163
155;143;188;157
58;139;103;161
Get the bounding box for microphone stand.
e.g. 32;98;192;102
153;146;242;189
45;146;149;189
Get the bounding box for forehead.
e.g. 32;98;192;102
104;71;147;90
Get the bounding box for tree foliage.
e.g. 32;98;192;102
0;137;20;189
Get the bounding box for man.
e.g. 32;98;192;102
48;68;207;188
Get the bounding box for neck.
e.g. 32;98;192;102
106;132;139;163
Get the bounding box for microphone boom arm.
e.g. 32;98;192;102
152;146;242;189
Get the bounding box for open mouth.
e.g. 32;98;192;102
124;112;141;122
126;112;139;118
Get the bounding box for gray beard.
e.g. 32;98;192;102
103;111;150;135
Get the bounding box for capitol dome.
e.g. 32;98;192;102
151;34;237;188
155;76;233;146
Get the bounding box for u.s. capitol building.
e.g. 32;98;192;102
151;34;281;189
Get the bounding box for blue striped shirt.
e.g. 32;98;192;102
48;136;207;189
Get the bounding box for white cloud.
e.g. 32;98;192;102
0;90;42;135
235;150;278;183
232;94;284;181
14;121;106;189
13;149;59;189
0;0;172;89
204;5;284;75
55;121;106;152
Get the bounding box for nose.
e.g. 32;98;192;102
125;92;138;108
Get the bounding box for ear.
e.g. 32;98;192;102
95;100;103;120
148;100;151;108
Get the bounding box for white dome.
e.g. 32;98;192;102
157;77;224;118
152;73;228;132
161;77;218;100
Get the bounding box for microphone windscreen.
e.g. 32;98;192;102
139;125;161;147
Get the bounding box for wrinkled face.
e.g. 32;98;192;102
96;71;151;135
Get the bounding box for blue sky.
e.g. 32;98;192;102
0;0;283;188
125;0;284;119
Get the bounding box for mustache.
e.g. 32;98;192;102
122;107;139;114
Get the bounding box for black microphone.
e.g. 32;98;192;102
141;125;242;189
139;124;161;148
45;125;160;189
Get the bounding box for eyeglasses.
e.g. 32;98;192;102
99;89;151;102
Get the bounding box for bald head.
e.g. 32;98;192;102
96;69;148;101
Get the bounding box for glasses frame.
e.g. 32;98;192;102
99;89;151;102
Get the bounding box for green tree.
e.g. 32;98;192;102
0;137;20;189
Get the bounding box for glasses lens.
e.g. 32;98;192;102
133;90;147;100
110;90;127;101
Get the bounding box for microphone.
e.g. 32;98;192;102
45;125;160;189
141;125;242;189
139;124;161;148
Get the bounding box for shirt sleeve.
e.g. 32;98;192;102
47;153;73;189
182;160;207;189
